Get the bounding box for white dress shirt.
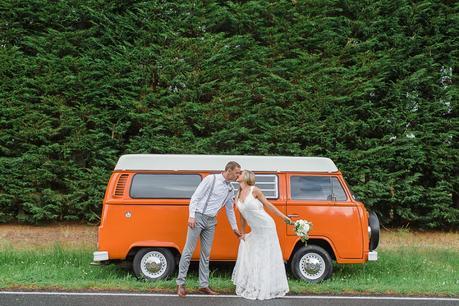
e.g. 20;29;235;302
189;173;237;230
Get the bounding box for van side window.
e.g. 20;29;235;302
130;174;202;199
230;174;278;199
290;176;347;201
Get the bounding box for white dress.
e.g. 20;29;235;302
231;186;289;300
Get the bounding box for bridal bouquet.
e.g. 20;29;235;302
288;219;312;244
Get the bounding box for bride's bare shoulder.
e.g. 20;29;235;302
252;186;262;196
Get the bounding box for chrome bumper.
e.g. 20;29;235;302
93;251;109;261
368;251;378;261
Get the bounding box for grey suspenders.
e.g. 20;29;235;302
201;174;216;215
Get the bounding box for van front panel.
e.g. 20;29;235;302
286;174;364;260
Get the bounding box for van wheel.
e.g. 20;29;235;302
133;248;175;281
291;245;333;283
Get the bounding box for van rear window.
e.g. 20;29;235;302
230;174;278;199
130;174;202;199
290;176;347;201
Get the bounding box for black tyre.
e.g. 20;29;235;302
132;248;175;281
291;245;333;283
369;211;380;251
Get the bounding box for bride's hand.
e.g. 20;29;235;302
232;228;242;238
240;233;246;241
284;217;293;225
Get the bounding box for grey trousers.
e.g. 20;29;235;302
176;213;217;288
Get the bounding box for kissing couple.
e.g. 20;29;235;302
176;161;292;300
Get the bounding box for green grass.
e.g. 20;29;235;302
0;244;457;297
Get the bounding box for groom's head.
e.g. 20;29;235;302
223;161;241;181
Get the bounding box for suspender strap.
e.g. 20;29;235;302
202;174;216;215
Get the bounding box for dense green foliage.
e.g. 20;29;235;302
0;0;457;228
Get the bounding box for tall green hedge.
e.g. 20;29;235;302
0;0;457;229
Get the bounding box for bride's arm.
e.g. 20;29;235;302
253;187;291;223
239;211;247;234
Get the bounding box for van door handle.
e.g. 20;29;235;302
287;214;299;218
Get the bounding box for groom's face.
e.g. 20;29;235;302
226;167;242;181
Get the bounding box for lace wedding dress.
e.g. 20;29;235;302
231;186;289;300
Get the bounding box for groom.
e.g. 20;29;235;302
176;161;242;297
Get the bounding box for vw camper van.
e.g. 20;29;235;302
93;154;379;282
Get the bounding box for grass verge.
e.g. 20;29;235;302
0;244;457;297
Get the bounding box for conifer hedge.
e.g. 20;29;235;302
0;0;457;229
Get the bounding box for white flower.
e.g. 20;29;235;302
302;223;310;233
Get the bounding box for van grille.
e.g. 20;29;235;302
114;174;128;196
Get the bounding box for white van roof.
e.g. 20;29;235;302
114;154;338;172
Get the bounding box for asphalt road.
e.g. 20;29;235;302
0;292;458;306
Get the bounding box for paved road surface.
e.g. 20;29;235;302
0;292;458;306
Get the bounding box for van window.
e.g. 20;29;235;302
230;174;278;199
290;176;347;201
130;174;202;199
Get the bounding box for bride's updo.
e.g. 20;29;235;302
241;170;256;186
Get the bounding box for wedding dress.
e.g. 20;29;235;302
231;186;289;300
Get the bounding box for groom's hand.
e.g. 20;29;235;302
188;217;196;229
232;228;241;237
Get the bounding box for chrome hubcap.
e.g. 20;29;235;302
299;253;325;280
140;251;167;279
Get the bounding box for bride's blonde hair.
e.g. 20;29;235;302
241;170;256;186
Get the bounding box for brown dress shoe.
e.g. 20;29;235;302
198;287;218;295
177;285;187;297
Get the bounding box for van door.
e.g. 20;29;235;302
286;174;363;259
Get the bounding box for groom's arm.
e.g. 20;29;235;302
225;198;240;237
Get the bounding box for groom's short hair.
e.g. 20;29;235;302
225;161;241;171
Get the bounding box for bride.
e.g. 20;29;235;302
231;170;292;300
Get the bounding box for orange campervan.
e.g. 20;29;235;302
93;154;379;282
